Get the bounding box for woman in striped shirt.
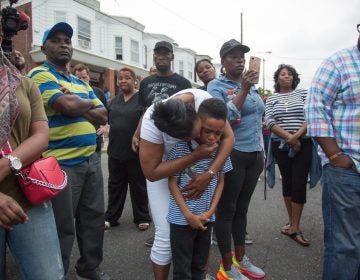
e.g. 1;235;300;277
265;64;311;246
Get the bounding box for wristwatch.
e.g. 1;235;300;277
4;154;22;173
207;169;215;179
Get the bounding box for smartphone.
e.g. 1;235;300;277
248;56;261;84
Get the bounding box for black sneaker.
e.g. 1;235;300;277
145;236;154;247
76;268;111;280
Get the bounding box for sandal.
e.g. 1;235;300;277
137;223;150;231
288;231;310;246
281;223;291;235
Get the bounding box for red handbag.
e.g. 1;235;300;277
17;156;68;205
1;140;68;205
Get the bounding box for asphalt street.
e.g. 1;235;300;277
6;152;323;280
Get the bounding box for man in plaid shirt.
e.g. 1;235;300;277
305;24;360;280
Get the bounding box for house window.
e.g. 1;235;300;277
179;61;184;76
54;11;66;23
77;17;91;49
188;62;193;80
115;37;123;60
131;39;139;63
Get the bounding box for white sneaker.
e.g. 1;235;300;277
204;273;216;280
233;255;265;279
229;265;250;280
217;264;249;280
245;233;253;245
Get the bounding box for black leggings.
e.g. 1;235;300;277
215;150;263;255
271;139;312;204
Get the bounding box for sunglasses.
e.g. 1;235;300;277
357;24;360;33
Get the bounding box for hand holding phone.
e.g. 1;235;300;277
248;56;261;84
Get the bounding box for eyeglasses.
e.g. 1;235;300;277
357;24;360;33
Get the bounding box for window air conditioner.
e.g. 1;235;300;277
78;39;91;49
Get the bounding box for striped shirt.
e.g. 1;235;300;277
305;46;360;172
166;140;233;226
265;89;307;133
28;62;104;166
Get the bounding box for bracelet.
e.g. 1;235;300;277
328;151;343;161
207;169;215;178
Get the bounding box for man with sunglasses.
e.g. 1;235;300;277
305;24;360;280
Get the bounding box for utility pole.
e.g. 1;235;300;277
260;51;272;94
240;12;243;43
263;58;266;94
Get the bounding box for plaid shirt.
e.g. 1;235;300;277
305;46;360;172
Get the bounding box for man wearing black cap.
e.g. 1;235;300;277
28;22;110;280
138;40;192;108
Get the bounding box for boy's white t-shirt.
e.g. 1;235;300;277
140;88;211;161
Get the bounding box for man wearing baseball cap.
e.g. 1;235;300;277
137;40;191;108
28;22;110;280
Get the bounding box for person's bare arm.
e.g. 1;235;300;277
201;173;225;221
316;137;355;170
132;114;144;152
83;107;108;126
270;123;301;150
0;193;28;230
287;122;307;145
139;139;217;182
52;94;94;116
232;70;258;110
183;121;234;199
0;120;49;229
270;124;293;140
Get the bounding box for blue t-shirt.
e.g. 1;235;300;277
166;140;233;225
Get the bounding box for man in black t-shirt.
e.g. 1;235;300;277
138;41;192;108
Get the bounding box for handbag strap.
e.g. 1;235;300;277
19;170;68;190
0;140;12;157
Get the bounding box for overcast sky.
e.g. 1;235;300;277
100;0;359;90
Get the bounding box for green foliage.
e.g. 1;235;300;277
257;87;272;97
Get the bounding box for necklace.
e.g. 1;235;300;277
282;93;290;112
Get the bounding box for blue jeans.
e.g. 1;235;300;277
0;201;64;280
322;165;360;280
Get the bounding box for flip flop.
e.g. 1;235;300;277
138;223;150;231
281;223;291;235
288;231;310;246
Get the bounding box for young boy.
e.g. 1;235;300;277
166;98;233;280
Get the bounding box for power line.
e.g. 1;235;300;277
271;54;324;61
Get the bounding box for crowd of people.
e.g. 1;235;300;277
0;18;359;280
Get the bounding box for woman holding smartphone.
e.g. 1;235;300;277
208;39;265;280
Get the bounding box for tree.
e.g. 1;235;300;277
257;87;272;97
